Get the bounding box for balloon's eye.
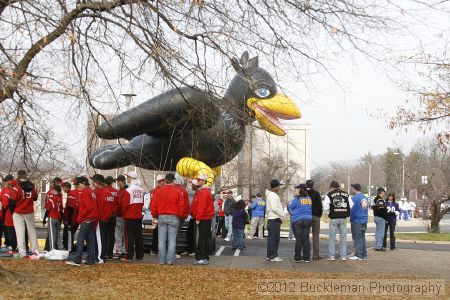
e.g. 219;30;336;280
256;87;270;98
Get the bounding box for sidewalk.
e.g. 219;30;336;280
141;248;450;280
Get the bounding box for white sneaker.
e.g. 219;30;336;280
327;256;336;261
188;252;195;257
98;259;104;264
224;237;230;241
247;236;253;240
341;257;347;261
349;256;362;261
269;257;283;262
175;254;180;259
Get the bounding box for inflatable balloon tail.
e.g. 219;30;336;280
176;157;215;186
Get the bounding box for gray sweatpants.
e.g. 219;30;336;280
249;216;264;238
48;218;62;250
114;216;126;254
13;213;39;255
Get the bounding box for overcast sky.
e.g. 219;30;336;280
49;3;449;171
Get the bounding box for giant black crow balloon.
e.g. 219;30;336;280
89;52;301;185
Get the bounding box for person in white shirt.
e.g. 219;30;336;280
266;179;285;262
409;201;416;219
323;181;354;261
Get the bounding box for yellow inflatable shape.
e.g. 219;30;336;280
247;94;301;136
176;157;215;186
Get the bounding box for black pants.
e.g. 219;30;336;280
195;219;211;261
267;218;281;259
63;223;79;251
216;216;225;237
98;221;107;260
383;221;396;250
106;216;116;258
294;220;312;261
125;219;143;260
151;225;158;253
6;226;17;250
186;218;196;254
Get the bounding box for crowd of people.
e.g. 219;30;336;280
0;169;407;266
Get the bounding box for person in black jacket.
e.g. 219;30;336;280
372;187;387;251
306;179;323;260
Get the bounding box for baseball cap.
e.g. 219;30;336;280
105;176;116;185
75;176;89;185
174;173;184;184
306;179;314;189
90;174;106;184
156;175;165;182
295;183;307;190
2;174;14;182
270;179;283;188
377;187;386;193
116;175;126;182
330;180;340;189
351;183;362;191
165;173;176;181
125;170;138;179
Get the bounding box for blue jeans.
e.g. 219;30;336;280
225;215;233;238
267;218;281;259
69;222;95;264
374;216;386;249
351;222;367;259
232;227;245;250
328;218;347;258
158;215;180;264
293;219;312;261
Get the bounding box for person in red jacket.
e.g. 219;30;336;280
190;174;215;265
12;170;40;258
104;176;118;259
1;175;17;253
216;195;226;238
43;185;63;250
62;181;79;252
151;173;185;265
44;177;63;251
66;176;98;266
113;175;127;259
149;174;166;255
91;174;109;263
121;171;144;261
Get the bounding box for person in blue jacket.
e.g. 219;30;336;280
384;193;400;250
288;184;312;262
248;193;266;239
349;183;369;260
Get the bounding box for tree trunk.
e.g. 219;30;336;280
429;202;441;233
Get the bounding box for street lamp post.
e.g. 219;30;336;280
394;152;405;198
362;161;372;198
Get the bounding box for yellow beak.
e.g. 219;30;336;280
247;94;301;136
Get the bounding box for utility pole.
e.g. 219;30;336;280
362;161;372;197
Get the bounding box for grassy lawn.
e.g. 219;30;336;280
396;233;450;242
0;259;437;299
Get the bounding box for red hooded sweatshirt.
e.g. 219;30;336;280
122;180;144;220
13;180;37;214
45;192;63;219
94;186;111;222
150;184;185;219
77;187;98;224
190;187;215;220
104;185;118;217
63;189;79;225
1;187;13;226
